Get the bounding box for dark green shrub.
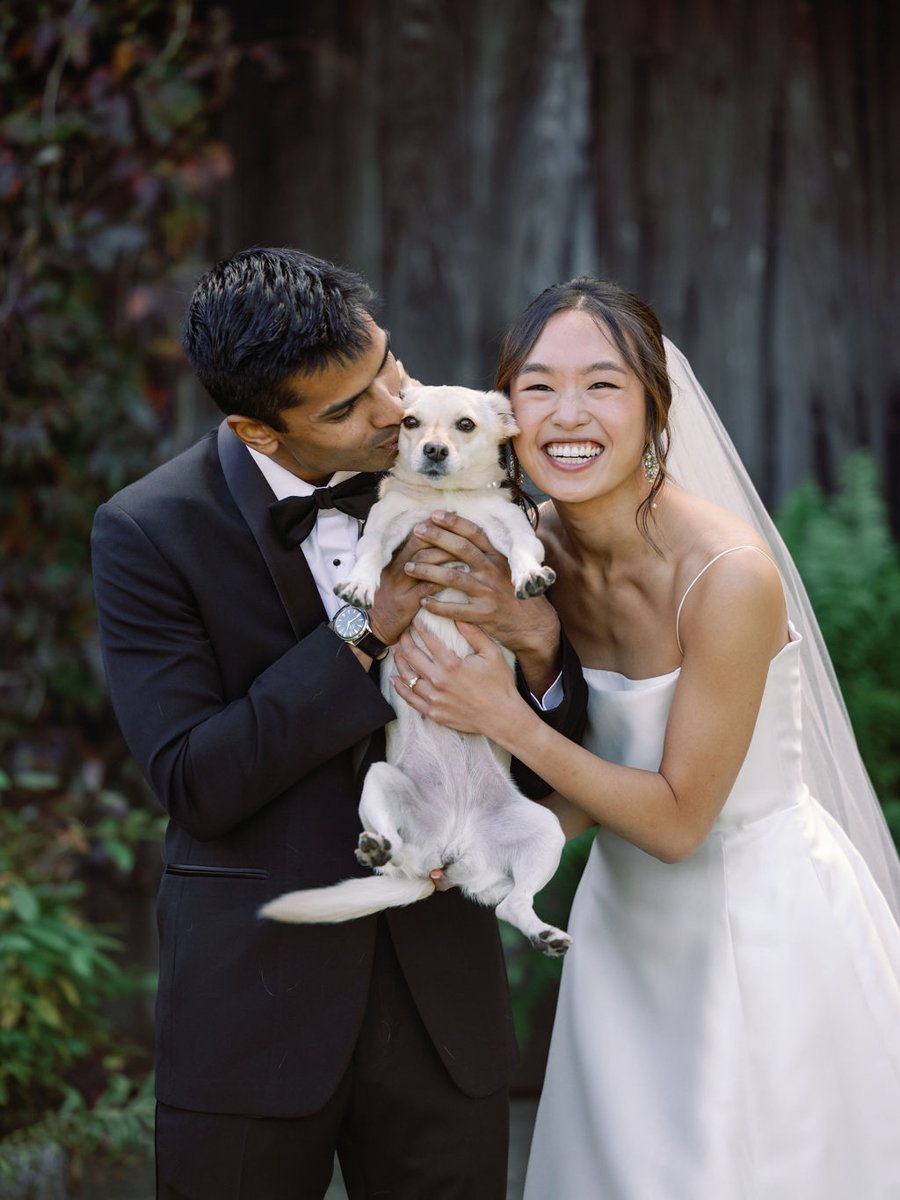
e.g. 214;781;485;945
776;450;900;843
0;0;239;1167
0;795;156;1139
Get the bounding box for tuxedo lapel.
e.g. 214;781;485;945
217;420;326;640
217;420;387;777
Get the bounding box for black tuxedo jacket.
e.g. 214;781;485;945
90;422;588;1118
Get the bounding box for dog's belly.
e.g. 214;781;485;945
388;718;514;845
392;717;509;806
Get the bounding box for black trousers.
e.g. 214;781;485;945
155;918;510;1199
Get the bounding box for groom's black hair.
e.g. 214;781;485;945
181;247;377;428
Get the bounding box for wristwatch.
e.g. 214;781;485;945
329;604;390;660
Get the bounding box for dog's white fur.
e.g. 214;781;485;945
260;384;571;956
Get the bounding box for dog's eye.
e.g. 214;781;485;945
456;418;476;433
402;416;419;429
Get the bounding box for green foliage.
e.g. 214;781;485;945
776;450;900;842
0;792;161;1140
0;1072;155;1183
0;0;239;1163
502;829;595;1047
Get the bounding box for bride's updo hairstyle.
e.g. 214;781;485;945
495;277;672;546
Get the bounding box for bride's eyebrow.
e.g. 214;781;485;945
586;361;627;373
519;360;627;375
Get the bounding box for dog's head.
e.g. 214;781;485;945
394;384;519;490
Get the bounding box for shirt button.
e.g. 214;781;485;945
333;559;341;566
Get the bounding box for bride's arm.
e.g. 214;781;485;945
392;552;786;863
540;791;597;840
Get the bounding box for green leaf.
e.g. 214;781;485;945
12;771;61;791
31;996;62;1029
69;947;94;978
8;887;39;923
102;839;135;874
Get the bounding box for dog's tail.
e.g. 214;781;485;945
259;876;436;925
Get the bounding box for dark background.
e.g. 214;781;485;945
197;0;900;523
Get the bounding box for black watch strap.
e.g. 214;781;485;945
354;629;390;661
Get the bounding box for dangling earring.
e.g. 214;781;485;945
504;443;525;488
643;445;660;483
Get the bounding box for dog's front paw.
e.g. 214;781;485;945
514;565;557;599
356;832;392;869
334;578;376;609
534;927;572;958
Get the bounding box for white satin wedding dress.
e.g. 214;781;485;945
523;553;900;1198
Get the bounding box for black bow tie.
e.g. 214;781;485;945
268;472;383;548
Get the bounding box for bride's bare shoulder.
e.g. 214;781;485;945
665;486;771;567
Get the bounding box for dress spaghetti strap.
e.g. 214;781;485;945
675;545;778;655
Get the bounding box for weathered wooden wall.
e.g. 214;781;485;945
209;0;899;519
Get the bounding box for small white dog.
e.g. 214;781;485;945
261;384;572;956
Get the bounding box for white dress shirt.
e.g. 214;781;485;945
248;448;360;620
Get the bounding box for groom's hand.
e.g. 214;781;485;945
402;512;562;697
366;526;465;647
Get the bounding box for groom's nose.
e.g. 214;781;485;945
371;381;404;427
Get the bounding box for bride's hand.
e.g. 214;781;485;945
390;620;525;741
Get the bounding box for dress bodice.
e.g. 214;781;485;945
582;623;806;831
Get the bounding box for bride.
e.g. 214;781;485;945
391;278;900;1198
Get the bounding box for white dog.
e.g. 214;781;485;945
260;384;572;956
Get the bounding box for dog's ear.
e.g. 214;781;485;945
396;361;423;390
484;389;520;439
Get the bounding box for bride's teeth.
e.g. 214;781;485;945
545;442;603;463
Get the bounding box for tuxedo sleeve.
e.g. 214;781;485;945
511;628;588;799
91;501;395;841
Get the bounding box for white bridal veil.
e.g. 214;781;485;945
663;338;900;920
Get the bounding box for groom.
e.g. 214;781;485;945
91;247;586;1199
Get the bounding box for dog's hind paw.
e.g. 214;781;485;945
514;565;557;599
356;832;392;869
534;927;572;958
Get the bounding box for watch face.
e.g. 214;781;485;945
334;605;367;641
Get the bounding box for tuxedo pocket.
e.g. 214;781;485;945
165;863;270;880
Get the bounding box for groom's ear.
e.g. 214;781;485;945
226;414;281;457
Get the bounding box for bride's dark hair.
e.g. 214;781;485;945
495;277;672;545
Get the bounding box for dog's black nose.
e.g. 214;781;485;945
423;441;449;462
